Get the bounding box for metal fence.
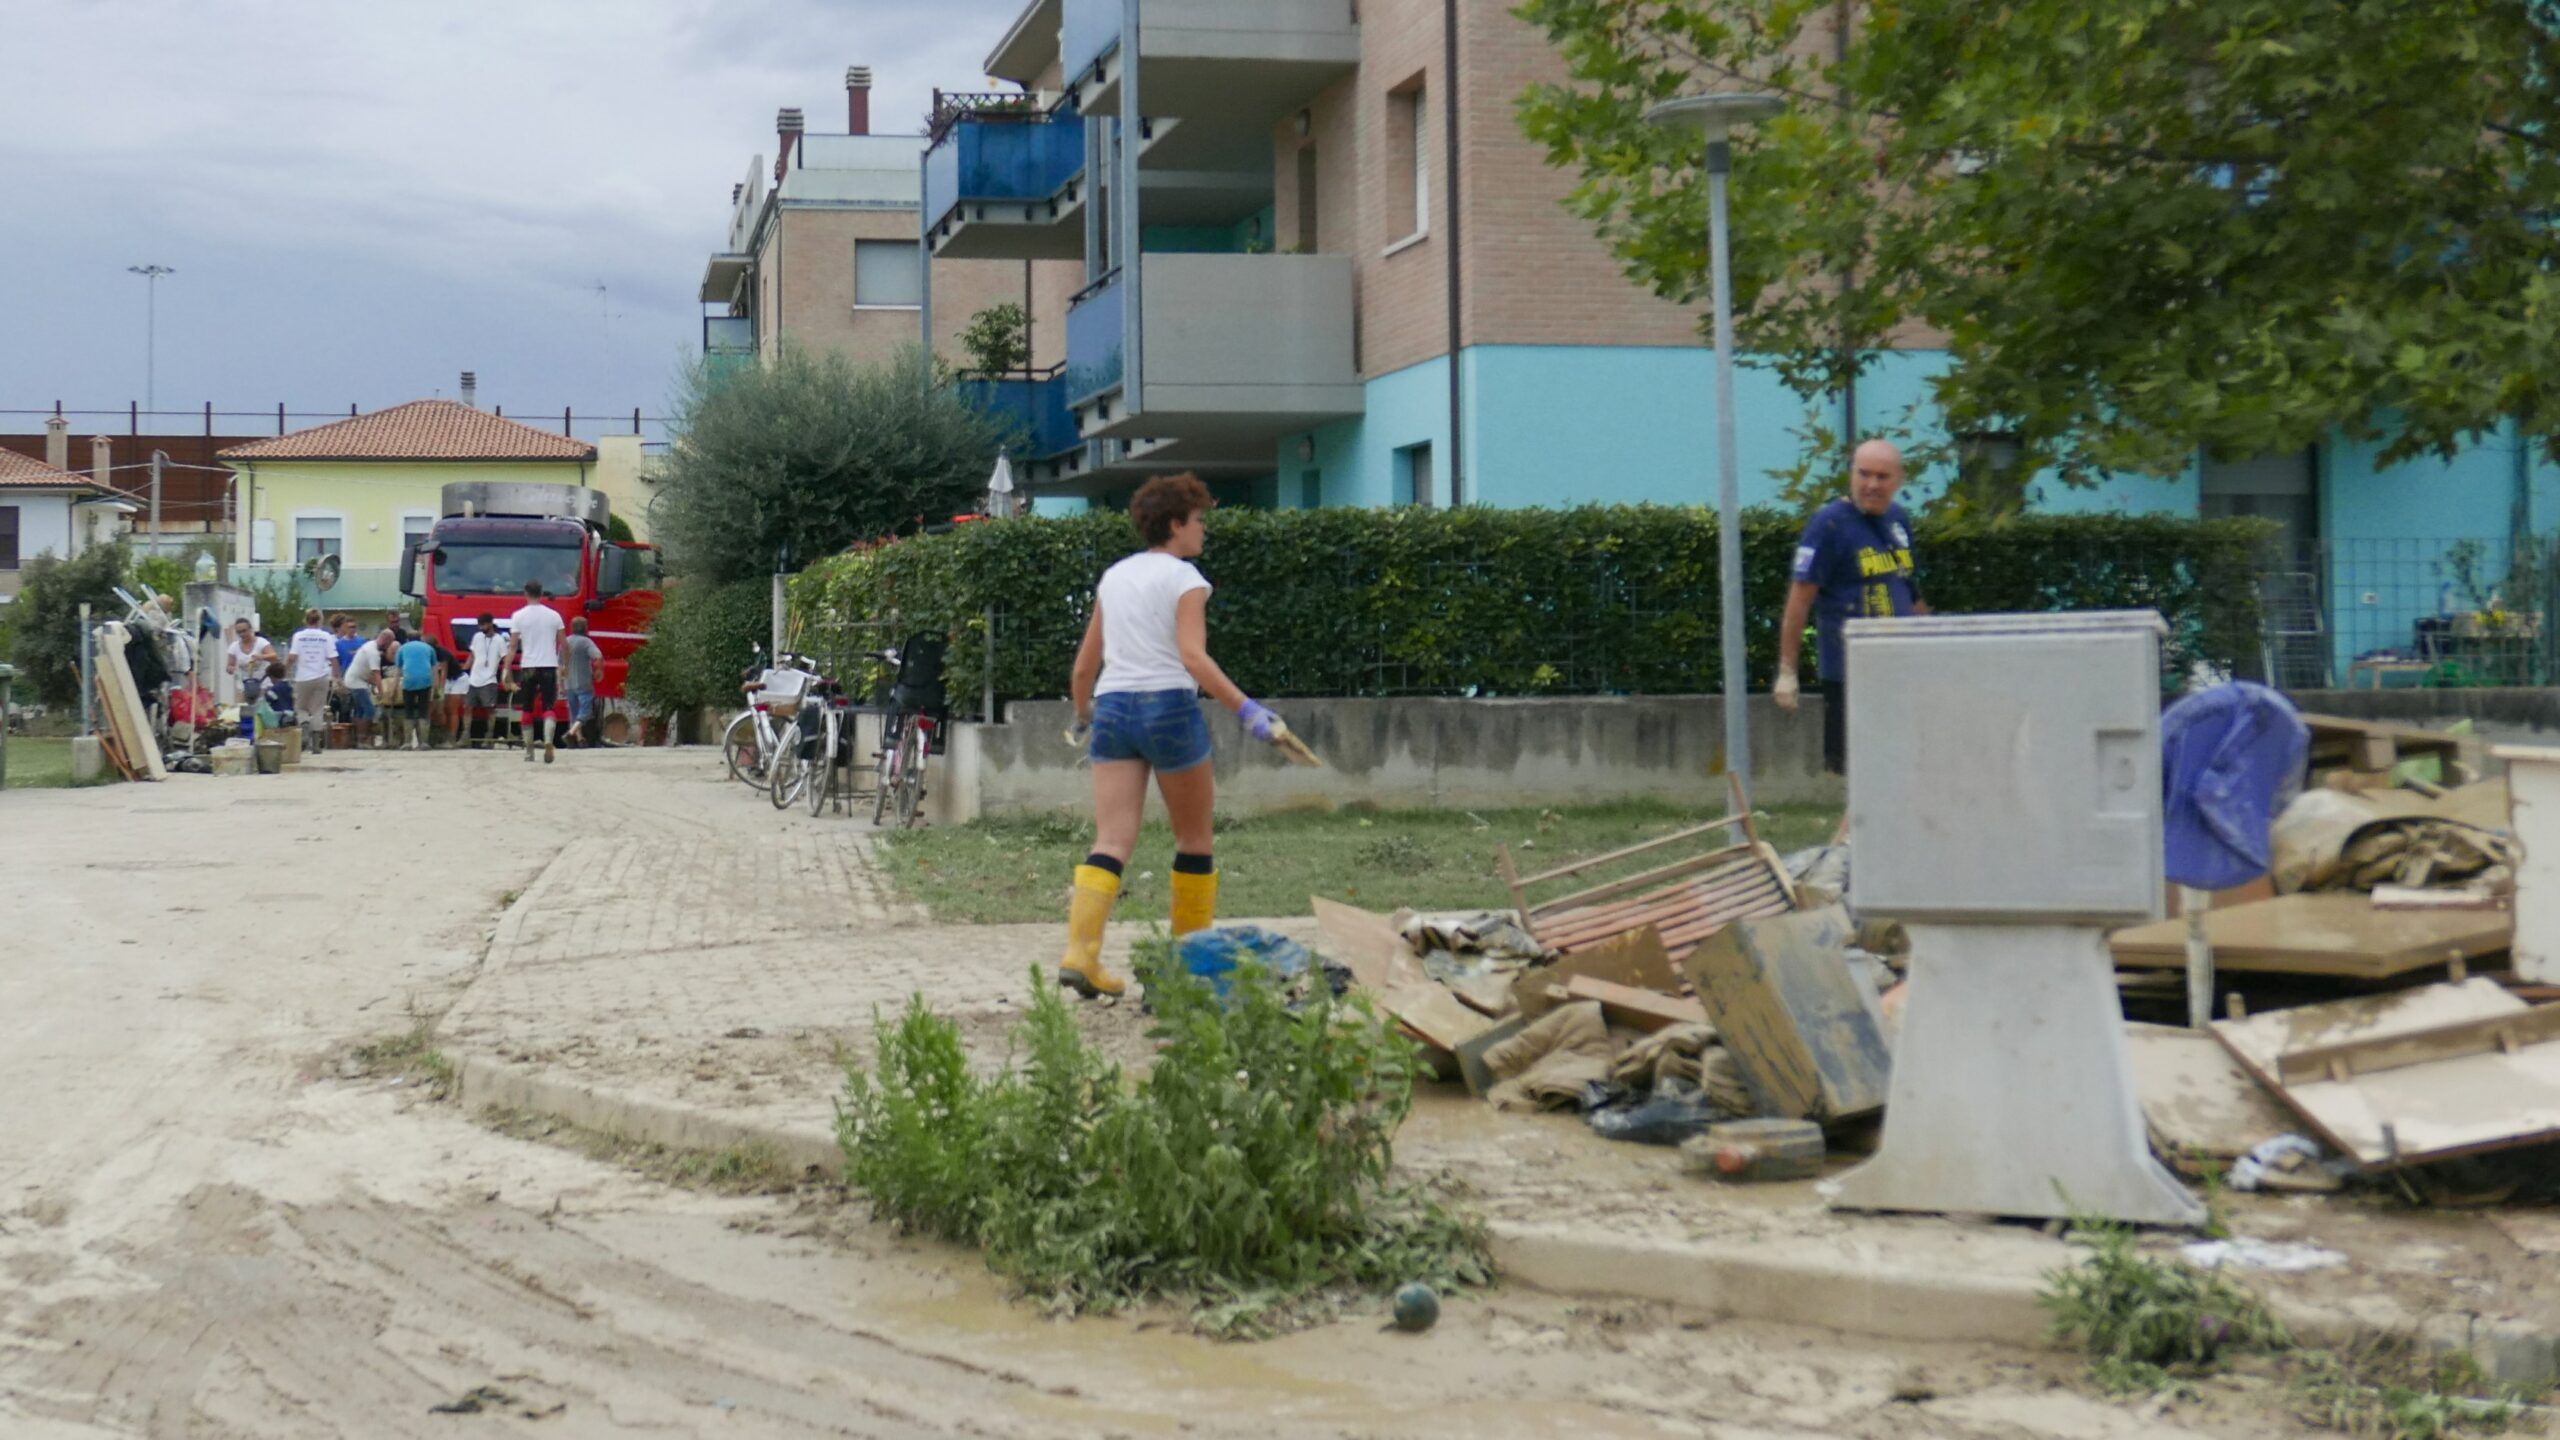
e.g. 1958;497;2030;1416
2253;535;2560;691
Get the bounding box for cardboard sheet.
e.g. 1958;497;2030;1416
2125;1024;2299;1169
1683;906;1890;1124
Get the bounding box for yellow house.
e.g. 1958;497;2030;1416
218;401;596;612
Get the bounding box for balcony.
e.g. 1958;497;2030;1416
959;368;1080;461
923;97;1086;260
1064;0;1358;120
1065;252;1360;443
702;315;757;380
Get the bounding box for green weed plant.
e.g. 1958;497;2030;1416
838;941;1487;1335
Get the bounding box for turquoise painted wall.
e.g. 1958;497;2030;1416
1288;357;1452;508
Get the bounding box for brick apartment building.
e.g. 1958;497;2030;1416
698;67;1081;386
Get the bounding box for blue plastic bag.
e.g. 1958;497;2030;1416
2161;682;2309;891
1174;924;1311;1001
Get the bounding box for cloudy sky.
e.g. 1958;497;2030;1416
0;0;1021;434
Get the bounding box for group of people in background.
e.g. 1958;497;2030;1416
220;583;606;761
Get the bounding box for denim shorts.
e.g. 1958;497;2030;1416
1090;688;1212;773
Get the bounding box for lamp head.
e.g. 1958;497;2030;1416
1641;92;1786;143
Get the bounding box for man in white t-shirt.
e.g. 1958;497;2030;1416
465;613;508;748
506;581;568;764
286;609;339;752
339;627;392;750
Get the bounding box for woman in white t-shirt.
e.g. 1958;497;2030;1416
1057;473;1286;999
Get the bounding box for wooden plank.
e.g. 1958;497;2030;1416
1535;866;1781;946
2211;979;2560;1168
1534;858;1772;934
1561;975;1708;1033
2111;893;2511;980
1311;896;1421;993
1524;845;1756;922
1513;925;1680;1020
2273;1004;2560;1085
2125;1024;2302;1168
1682;905;1890;1124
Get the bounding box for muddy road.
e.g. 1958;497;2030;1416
1;750;2319;1437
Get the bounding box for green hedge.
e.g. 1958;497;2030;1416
791;506;2274;712
626;577;771;717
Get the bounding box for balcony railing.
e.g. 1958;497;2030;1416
959;366;1080;461
922;101;1085;259
1064;0;1360;113
1064;268;1126;407
702;315;755;353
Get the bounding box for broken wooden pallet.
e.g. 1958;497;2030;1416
1497;773;1797;965
2211;978;2560;1168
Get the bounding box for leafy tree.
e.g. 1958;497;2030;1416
8;543;130;706
959;303;1031;377
1514;0;2560;488
623;576;770;719
654;346;1014;585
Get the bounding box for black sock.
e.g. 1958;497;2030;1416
1081;852;1124;878
1172;851;1215;875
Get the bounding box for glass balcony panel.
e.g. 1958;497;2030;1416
1065;271;1125;406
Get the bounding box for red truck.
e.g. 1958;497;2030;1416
400;481;661;700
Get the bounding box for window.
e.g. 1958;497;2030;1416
401;513;434;551
0;505;17;570
1950;432;2028;516
294;514;342;565
854;239;923;308
1399;443;1437;508
1299;469;1322;509
251;518;276;564
1386;78;1428;250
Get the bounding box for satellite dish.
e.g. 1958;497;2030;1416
308;552;343;592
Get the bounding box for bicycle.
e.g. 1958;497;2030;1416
780;675;855;816
870;634;947;829
720;648;816;792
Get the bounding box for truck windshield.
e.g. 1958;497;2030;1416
434;544;581;597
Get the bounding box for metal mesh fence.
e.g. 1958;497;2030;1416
2254;535;2560;690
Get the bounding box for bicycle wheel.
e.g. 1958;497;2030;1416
768;734;805;810
722;712;766;790
871;718;900;827
806;712;838;817
893;723;931;828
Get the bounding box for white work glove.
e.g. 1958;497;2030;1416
1773;665;1800;711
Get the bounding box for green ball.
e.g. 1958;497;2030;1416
1391;1283;1440;1333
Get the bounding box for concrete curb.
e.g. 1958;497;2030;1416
442;1044;2560;1386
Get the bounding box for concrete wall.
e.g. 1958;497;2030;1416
1138;252;1360;420
925;692;1838;824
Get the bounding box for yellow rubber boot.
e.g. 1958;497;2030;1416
1056;864;1125;998
1170;866;1218;938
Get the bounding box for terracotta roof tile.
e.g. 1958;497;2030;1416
0;448;111;492
216;400;596;462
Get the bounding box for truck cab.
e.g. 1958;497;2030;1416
401;482;660;698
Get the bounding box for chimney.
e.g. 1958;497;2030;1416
460;371;478;410
775;107;805;182
90;435;111;487
846;65;873;135
44;415;68;471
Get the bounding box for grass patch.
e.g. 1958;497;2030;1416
479;1110;814;1196
4;737;92;789
837;940;1489;1337
347;1018;456;1099
2044;1220;2526;1438
876;798;1840;923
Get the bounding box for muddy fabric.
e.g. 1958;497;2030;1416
1485;1001;1615;1112
1610;1022;1718;1092
2270;781;2515;893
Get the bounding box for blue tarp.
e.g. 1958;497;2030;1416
2161;682;2309;890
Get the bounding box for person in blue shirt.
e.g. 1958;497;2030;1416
394;632;443;750
1775;439;1929;775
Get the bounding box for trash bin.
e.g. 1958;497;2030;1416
279;725;304;766
254;739;285;775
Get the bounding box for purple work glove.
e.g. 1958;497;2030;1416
1238;698;1282;743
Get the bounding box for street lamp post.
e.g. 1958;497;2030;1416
1643;92;1784;803
127;264;175;415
